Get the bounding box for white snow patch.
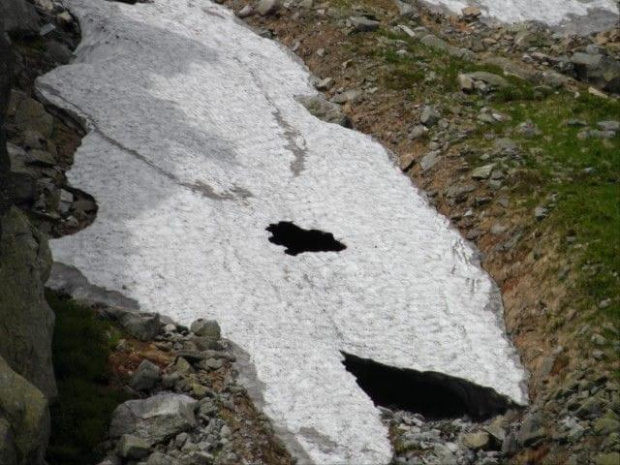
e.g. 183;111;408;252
39;0;527;463
422;0;618;27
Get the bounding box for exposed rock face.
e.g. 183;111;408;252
0;0;40;36
0;355;50;465
0;207;56;399
0;14;55;465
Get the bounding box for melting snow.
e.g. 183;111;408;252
422;0;618;28
39;0;527;463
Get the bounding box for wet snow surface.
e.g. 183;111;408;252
40;0;528;463
423;0;618;29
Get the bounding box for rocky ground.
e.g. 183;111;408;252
220;0;620;464
71;300;293;465
1;0;619;464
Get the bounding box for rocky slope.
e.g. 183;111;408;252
0;1;88;463
220;0;620;463
1;0;619;464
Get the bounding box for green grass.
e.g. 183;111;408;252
486;92;620;324
373;28;619;329
46;290;127;465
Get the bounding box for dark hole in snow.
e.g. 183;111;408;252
266;222;347;256
342;352;517;421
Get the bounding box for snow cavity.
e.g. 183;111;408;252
38;0;527;463
422;0;618;29
342;352;518;421
266;221;347;256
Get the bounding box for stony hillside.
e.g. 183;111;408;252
0;0;618;464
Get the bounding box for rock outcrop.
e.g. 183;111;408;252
0;12;55;465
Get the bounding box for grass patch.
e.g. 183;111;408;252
484;92;620;324
46;290;127;465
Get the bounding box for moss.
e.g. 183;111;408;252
476;91;620;325
45;290;127;465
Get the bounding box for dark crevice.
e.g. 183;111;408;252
342;352;518;421
266;221;347;256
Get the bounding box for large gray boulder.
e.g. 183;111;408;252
0;207;56;399
0;355;50;465
109;393;198;445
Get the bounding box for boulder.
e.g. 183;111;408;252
109;393;198;445
0;355;50;465
296;95;351;127
463;71;509;88
471;164;496;180
420;34;476;61
14;97;55;138
0;208;56;399
420;105;440;127
117;434;150;460
349;16;380;33
461;6;481;20
518;411;545;446
129;360;161;391
103;307;161;341
190;319;221;339
256;0;278;16
462;431;491;450
571;52;620;93
393;0;417;19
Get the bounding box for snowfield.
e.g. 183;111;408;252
39;0;528;463
423;0;618;29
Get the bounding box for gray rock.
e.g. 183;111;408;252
0;0;40;35
129;360;161;391
393;0;417;19
571;52;620;93
296;95;351;127
190;319;221;339
420;151;440;172
331;89;361;104
457;74;475;92
14;98;54;139
183;451;213;465
0;208;56;399
464;72;509;88
471;164;495;180
598;120;619;132
0;354;50;465
256;0;278;16
420;105;440;127
110;393;198;445
420;34;476;61
118;434;151;460
594;417;619;435
148;452;180;465
349;16;380;32
534;206;548;221
519;411;545;446
409;125;427;140
315;77;334;91
462;431;490;450
576;395;606;419
105;308;161;341
237;5;253;17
